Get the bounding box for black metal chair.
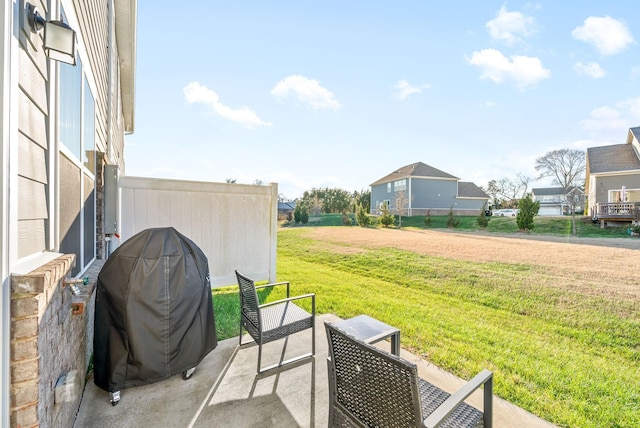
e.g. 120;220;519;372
325;321;493;428
235;270;315;373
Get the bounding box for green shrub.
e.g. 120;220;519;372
424;209;432;227
517;196;539;231
356;203;370;227
476;203;490;228
379;203;395;227
446;207;460;228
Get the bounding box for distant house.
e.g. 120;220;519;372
370;162;489;216
531;187;585;216
278;201;296;220
586;126;640;225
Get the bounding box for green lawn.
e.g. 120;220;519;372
213;224;639;428
281;212;631;238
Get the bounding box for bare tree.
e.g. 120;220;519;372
487;176;529;208
394;190;413;228
535;149;586;188
515;173;532;198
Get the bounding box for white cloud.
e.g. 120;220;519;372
579;97;640;145
466;48;550;90
271;75;340;111
571;16;634;56
183;82;272;128
574;62;606;78
486;6;536;45
483;101;497;108
393;80;430;100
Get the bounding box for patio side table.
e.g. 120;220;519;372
333;314;400;356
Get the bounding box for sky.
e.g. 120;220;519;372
124;1;640;200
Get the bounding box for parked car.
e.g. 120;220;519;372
493;209;519;217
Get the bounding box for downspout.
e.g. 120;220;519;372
107;0;113;163
408;177;412;216
0;2;16;426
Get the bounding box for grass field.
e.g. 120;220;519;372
281;212;632;238
213;218;639;427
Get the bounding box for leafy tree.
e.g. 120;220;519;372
516;196;540;231
446;207;460;228
293;204;302;223
300;205;309;224
483;180;503;208
310;195;323;217
352;189;371;213
356;203;370;227
379;202;394;227
301;187;352;214
535;149;586;188
476;203;490;228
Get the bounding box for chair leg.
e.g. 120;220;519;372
257;342;263;373
312;319;316;355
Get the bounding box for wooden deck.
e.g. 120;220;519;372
592;202;640;227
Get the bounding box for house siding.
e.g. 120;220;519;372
411;178;458;209
593;174;640;203
4;0;135;426
17;3;51;259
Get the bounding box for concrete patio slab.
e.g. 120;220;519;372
74;314;556;428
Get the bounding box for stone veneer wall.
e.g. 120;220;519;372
9;255;100;428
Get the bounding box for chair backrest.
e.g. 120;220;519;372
235;271;260;327
325;322;423;428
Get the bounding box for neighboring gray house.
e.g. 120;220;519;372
531;187;585;216
586;126;640;225
370;162;489;216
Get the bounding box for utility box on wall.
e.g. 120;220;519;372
104;165;119;234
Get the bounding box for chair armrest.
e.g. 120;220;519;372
422;369;493;428
255;281;290;297
259;293;316;315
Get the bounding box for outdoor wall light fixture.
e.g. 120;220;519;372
26;2;77;65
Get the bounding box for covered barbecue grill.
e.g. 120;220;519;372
93;227;217;405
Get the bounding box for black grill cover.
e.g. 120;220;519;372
94;227;217;392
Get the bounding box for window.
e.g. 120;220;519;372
394;179;406;191
387;183;391;193
58;47;96;276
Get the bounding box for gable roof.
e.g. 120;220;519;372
627;126;640;144
370;162;458;186
586;144;640;174
278;201;296;210
532;186;583;196
458;182;489;198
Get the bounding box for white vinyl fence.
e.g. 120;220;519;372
118;176;278;287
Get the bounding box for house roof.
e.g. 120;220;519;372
278;202;296;210
586;144;640;174
458;182;489;198
115;0;137;133
627;126;640;144
532;186;583;195
370;162;458;186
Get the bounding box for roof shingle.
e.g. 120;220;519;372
370;162;458;186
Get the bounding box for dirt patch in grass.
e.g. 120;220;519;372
306;227;640;301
